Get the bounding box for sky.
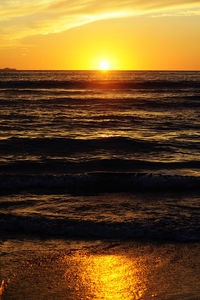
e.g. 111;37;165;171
0;0;200;70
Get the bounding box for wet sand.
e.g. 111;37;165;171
0;239;200;299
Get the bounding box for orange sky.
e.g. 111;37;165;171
0;0;200;70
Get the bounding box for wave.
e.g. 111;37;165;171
0;79;200;90
0;137;171;155
1;158;200;174
1;173;200;193
0;211;198;242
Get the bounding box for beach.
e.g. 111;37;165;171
1;239;200;299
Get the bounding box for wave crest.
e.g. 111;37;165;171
1;173;200;193
0;79;199;90
0;211;198;242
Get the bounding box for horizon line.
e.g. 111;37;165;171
1;69;200;72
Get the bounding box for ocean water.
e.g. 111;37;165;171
0;70;200;242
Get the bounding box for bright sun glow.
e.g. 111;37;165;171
100;61;110;70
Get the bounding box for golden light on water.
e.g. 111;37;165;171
2;243;200;298
64;252;146;299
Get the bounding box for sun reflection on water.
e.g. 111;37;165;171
64;252;146;299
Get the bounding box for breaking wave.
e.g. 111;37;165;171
0;136;172;155
0;79;200;90
0;211;198;242
1;173;200;193
1;159;200;174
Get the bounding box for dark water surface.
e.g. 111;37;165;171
0;70;200;242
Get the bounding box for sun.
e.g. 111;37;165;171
100;61;110;71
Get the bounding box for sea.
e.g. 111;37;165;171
0;70;200;299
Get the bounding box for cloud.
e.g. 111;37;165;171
0;0;200;44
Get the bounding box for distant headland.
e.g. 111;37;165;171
0;68;17;71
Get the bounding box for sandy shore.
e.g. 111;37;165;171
0;239;200;299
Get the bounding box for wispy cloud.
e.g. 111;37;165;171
0;0;200;44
